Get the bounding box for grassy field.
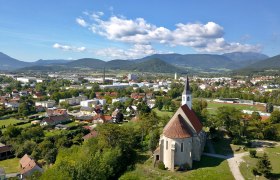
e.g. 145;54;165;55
44;129;65;137
0;158;20;173
207;101;264;114
240;146;280;180
0;118;23;127
120;155;234;180
152;108;174;118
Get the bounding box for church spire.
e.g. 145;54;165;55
182;76;191;95
181;76;192;109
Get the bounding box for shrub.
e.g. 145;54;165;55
158;161;166;170
252;167;259;176
249;150;257;158
232;137;242;145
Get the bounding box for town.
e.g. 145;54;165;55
0;71;279;179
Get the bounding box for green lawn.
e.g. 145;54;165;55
240;146;280;180
152;108;174;118
0;118;23;127
207;101;264;114
120;155;234;180
44;130;65;137
0;158;20;173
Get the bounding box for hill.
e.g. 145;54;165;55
0;52;30;70
125;58;186;73
136;54;238;70
223;52;268;66
32;59;71;66
243;54;280;69
67;58;106;69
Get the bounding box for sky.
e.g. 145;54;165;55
0;0;280;61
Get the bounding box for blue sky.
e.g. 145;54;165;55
0;0;279;61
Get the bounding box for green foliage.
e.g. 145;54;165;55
251;111;261;121
148;129;160;152
215;106;242;136
42;124;139;180
158;161;166;170
3;125;21;138
249;150;257;158
269;110;280;123
256;153;272;177
266;102;274;113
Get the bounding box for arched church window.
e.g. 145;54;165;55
187;96;190;101
181;143;184;152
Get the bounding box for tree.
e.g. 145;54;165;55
215;107;242;136
18;102;30;116
137;102;151;114
266;102;274;113
269;110;280;124
256;153;272;177
251;111;261;121
4;125;21;138
115;112;124;123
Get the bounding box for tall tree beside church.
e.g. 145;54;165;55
266;102;274;113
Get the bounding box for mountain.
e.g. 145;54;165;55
223;52;269;67
106;60;135;69
135;54;238;69
32;59;71;66
243;54;280;70
67;58;106;69
125;58;186;73
0;52;30;70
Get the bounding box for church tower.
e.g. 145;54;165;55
181;76;192;109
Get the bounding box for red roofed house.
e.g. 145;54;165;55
20;154;43;178
92;114;112;124
40;114;70;126
154;77;206;171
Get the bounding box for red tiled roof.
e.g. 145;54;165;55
92;114;112;122
163;114;193;139
83;130;98;140
180;104;203;133
20;154;40;175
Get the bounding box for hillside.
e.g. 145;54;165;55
136;54;238;69
223;52;269;67
0;52;30;70
67;58;106;69
125;58;186;73
244;54;280;69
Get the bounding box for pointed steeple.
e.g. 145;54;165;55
181;76;192;109
182;76;191;95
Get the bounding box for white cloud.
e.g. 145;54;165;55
53;43;86;52
78;13;261;54
96;44;157;59
76;18;88;27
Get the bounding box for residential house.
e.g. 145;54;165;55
35;100;56;108
40;114;70;126
80;107;95;115
0;143;13;160
20;154;43;179
92;114;112;124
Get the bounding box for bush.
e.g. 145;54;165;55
232;137;242;145
252;167;259;176
249;150;257;158
158;161;166;170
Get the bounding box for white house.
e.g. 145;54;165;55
35;100;56;108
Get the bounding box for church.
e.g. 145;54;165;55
154;77;206;171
